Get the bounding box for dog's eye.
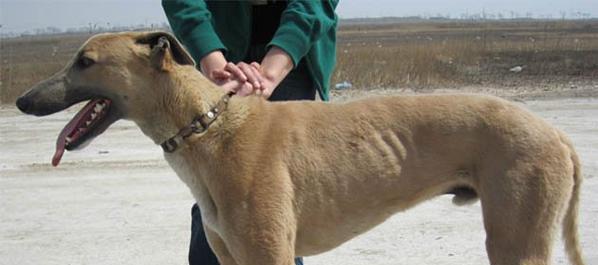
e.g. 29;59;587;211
77;56;95;69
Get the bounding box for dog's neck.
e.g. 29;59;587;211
135;65;248;150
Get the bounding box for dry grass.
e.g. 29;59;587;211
1;20;598;104
1;34;91;104
333;20;598;90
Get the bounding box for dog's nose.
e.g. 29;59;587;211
16;96;31;113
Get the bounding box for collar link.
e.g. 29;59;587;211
161;92;232;153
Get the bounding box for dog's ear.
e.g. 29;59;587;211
136;32;195;71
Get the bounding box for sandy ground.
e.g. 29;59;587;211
1;93;597;265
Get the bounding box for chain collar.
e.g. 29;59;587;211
161;92;233;153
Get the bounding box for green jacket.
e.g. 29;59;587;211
162;0;338;101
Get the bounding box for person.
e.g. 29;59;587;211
161;1;339;264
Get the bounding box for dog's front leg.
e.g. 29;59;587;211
207;220;296;265
225;221;296;265
219;198;297;265
204;225;239;265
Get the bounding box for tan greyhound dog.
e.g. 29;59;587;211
16;32;585;265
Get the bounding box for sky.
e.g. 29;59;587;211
1;0;597;33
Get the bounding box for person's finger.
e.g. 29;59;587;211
255;88;263;97
235;82;254;97
250;62;261;70
219;79;240;93
249;65;264;90
224;62;247;82
262;89;273;99
249;62;267;88
212;69;231;80
238;62;262;90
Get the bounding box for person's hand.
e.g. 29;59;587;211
199;51;254;95
224;62;262;91
244;62;274;98
257;47;294;99
234;46;294;99
199;50;229;85
226;61;273;98
216;61;266;97
219;62;262;96
200;47;293;99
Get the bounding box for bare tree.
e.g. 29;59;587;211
88;22;99;34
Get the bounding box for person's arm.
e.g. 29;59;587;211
242;0;338;98
161;0;226;65
162;0;228;82
267;0;338;68
162;0;255;94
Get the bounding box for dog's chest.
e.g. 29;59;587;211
164;153;220;230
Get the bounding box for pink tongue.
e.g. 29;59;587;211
52;99;103;167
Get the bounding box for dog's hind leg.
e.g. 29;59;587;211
479;163;573;265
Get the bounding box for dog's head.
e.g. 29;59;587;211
15;31;195;166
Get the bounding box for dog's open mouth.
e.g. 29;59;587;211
52;98;112;166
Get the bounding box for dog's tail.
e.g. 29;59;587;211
561;133;585;265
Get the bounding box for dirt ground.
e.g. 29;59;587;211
1;91;597;265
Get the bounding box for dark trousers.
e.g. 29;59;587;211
189;57;315;265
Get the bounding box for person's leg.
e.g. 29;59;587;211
189;204;219;265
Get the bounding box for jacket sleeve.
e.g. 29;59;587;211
267;0;338;67
161;0;227;62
